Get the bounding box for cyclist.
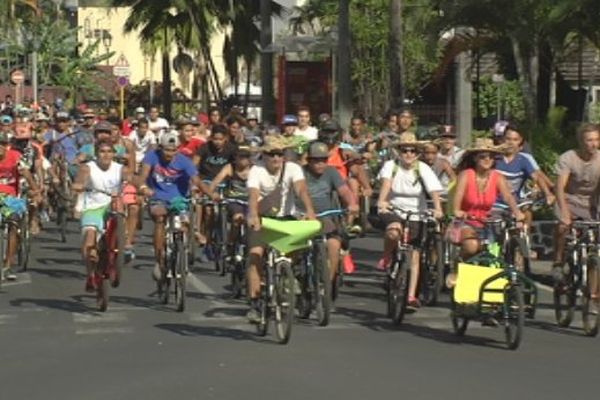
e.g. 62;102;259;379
0;131;41;280
177;119;203;163
376;132;444;308
148;106;169;138
343;115;373;156
130;118;157;172
280;115;302;162
295;105;319;141
75;109;96;149
397;109;415;134
246;136;316;322
138;132;203;281
300;141;358;283
450;138;524;282
207;146;252;259
208;107;222;132
420;141;456;196
196;124;237;257
437;125;465;168
553;124;600;295
72;140;132;292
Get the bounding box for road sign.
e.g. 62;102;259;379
11;70;25;84
116;76;129;87
113;54;131;77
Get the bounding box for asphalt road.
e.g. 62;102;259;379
0;219;598;400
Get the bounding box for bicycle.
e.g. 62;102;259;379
254;217;321;344
385;209;435;325
201;182;227;274
553;220;600;337
449;216;536;350
221;198;248;299
418;211;444;306
157;203;190;312
297;209;346;326
86;189;126;312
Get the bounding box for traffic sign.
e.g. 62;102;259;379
113;53;131;77
11;70;25;84
116;76;129;87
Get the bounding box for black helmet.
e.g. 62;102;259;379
318;119;341;144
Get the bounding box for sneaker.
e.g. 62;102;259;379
152;263;164;282
2;267;17;281
407;296;421;309
197;246;209;263
376;256;391;271
246;300;262;324
124;248;135;264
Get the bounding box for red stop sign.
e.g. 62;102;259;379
11;70;25;84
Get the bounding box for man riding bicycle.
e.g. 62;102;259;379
138;132;203;282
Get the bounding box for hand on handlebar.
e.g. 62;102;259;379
348;203;360;215
362;187;373;197
377;201;390;214
546;193;556;206
433;209;444;220
210;192;221;202
559;212;571;227
140;187;154;198
515;210;526;223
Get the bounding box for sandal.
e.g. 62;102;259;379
445;272;457;289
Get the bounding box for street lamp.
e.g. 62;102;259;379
101;30;112;65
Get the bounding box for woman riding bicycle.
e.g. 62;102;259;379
377;132;444;308
450;138;525;284
72;140;132;292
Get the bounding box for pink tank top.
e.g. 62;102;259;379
460;169;500;223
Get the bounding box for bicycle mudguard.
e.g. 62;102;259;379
454;263;508;304
260;218;322;255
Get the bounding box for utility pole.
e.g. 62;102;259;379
390;0;404;109
337;0;352;129
260;0;275;124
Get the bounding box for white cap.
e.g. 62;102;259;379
159;131;180;148
135;107;145;114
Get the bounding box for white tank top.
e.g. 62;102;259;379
83;161;123;210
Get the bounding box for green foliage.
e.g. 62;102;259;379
529;106;570;176
476;76;526;122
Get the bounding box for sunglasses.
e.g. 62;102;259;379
399;147;417;154
265;151;284;158
476;152;494;160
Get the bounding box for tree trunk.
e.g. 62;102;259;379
162;47;172;121
260;0;275;124
338;0;352;128
537;40;552;122
244;58;252;115
389;0;404;109
511;36;538;125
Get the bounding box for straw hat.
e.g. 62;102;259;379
464;137;507;153
258;135;295;152
391;131;429;148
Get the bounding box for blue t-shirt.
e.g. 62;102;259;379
143;150;198;202
495;153;536;201
43;130;77;163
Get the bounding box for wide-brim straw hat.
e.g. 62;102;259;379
464;137;507;154
391;132;430;148
257;135;296;152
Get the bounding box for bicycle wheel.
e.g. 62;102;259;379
274;260;295;344
359;195;369;236
450;295;469;335
553;269;576;328
0;225;6;287
18;215;30;272
217;206;228;276
96;275;109;312
255;296;268;337
57;206;67;243
230;259;244;299
582;276;599;336
109;214;126;288
504;284;524;350
506;237;529;274
188;204;197;267
174;236;188;312
314;242;332;326
420;234;444;306
296;263;312;319
387;257;409;325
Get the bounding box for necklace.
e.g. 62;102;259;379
475;172;490;192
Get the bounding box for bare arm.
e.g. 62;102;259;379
208;164;232;195
443;159;457;181
452;171;468;217
377;178;391;211
247;187;261;231
72;164;90;193
337;183;358;212
555;171;570;225
532;170;555;204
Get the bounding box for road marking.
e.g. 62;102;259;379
75;327;134;335
535;282;553;293
72;312;128;324
187;273;231;308
1;272;32;286
0;314;17;325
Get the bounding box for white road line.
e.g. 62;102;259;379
72;312;128;324
187;273;231;307
75;327;134;335
1;272;32;286
0;314;17;325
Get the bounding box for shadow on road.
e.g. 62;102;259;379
155;323;267;343
10;297;91;313
28;267;86;280
36;258;81;267
525;319;586;337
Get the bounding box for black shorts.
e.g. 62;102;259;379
379;212;424;246
320;216;341;239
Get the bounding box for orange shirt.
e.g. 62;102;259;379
327;146;348;179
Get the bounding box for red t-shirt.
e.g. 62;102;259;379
0;149;22;196
460;168;500;226
121;119;133;137
178;137;205;158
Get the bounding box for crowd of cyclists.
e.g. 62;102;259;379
0;97;598;331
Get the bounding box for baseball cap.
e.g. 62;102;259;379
281;114;298;126
439;124;456;137
35;113;49;121
0;115;13;125
93;121;113;133
307;141;330;159
135;107;145;114
247;112;258;121
237;145;252;157
494;120;510;137
320;119;341;133
160;131;180;148
55;111;70;121
83;109;95;117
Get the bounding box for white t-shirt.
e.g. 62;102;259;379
247;161;305;217
83;161;123;211
149;117;169;136
294;126;319;141
380;160;442;215
130;130;158;163
438;146;465;167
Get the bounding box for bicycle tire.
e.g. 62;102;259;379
314;241;332;326
0;225;5;287
18;214;30;271
110;214;126;288
504;284;525;350
297;270;312;319
255;296;268;336
506;237;528;274
230;260;244;299
188;204;197;267
175;236;187;312
217;206;228;276
388;257;409;325
57;206;67;243
97;276;108;312
582;285;599;337
359;195;369;236
450;305;469;336
420;234;443;306
274;260;295;344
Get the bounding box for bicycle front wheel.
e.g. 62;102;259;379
18;214;31;272
175;236;188;312
274;260;295;344
553;277;576;328
504;284;525;350
388;258;409;325
420;234;443;306
314;242;332;326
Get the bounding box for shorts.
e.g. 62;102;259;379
379;212;424;246
81;205;109;233
320;216;341;239
122;184;137;205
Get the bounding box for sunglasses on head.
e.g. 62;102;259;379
265;151;284;158
399;147;417;154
